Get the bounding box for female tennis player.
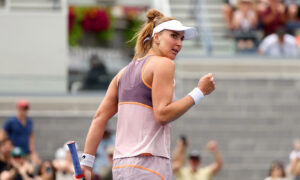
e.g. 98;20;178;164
77;9;216;180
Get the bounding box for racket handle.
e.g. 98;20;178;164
67;141;85;179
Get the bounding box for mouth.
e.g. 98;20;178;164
172;49;179;54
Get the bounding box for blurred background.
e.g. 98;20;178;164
0;0;300;179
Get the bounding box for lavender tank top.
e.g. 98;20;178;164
114;55;172;159
118;55;152;108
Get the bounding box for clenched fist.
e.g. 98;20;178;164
198;73;216;95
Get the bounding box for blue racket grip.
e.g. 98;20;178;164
67;141;85;179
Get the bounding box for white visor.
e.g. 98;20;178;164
152;20;197;40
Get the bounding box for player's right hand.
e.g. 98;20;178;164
73;166;92;180
197;73;216;96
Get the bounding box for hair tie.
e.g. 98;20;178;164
143;37;150;43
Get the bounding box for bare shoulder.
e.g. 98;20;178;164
116;66;128;84
150;56;175;71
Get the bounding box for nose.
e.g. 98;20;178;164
177;38;182;48
176;39;182;51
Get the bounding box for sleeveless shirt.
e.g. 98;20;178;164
115;55;173;159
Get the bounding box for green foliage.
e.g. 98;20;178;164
124;18;143;48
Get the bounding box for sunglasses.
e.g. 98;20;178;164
12;155;23;158
20;106;29;110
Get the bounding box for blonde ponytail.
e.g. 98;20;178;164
133;9;175;60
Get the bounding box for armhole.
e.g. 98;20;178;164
141;57;153;89
116;66;128;88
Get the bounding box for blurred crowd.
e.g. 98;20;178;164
264;139;300;180
172;136;223;180
2;100;300;180
0;100;56;180
0;99;224;180
0;100;115;180
222;0;300;56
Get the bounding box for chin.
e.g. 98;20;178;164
169;54;177;60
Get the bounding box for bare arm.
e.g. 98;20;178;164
0;129;6;141
29;133;35;153
277;3;286;22
83;75;119;159
250;12;258;28
152;59;193;125
18;166;35;180
0;169;18;180
206;141;223;175
290;159;297;175
258;48;264;55
232;12;241;30
289;158;300;175
172;139;187;172
29;133;41;165
152;58;215;125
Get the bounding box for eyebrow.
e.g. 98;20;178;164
170;31;185;39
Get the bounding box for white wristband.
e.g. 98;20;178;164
80;153;95;168
188;88;204;105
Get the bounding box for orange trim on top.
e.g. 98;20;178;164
112;165;165;180
139;153;153;156
119;102;153;110
141;56;152;89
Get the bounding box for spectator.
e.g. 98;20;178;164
289;139;300;161
232;0;258;51
233;0;258;31
81;54;110;90
0;137;13;173
0;147;35;180
36;160;56;180
287;139;300;180
256;0;270;14
0;100;40;165
286;0;300;21
98;146;114;180
258;26;299;57
222;0;239;30
93;126;115;174
258;0;287;37
285;0;300;34
265;161;288;180
172;137;223;180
